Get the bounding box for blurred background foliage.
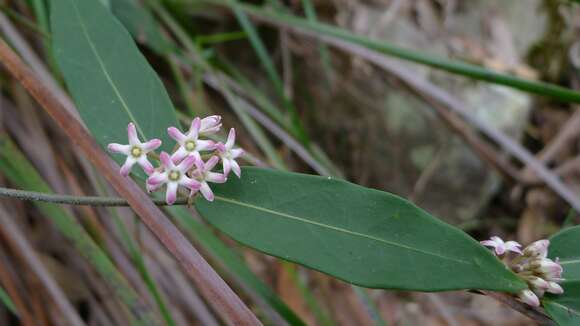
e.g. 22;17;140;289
0;0;579;324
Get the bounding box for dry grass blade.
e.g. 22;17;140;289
0;38;261;326
0;204;84;326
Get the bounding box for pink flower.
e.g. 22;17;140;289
146;152;200;205
216;128;244;178
167;118;215;164
107;123;161;176
517;289;540;307
480;236;523;256
190;156;227;201
200;115;222;135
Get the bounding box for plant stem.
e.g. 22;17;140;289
0;186;188;206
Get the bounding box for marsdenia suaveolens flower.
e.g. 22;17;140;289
146;152;200;205
481;237;564;307
480;236;523;255
216;128;244;178
168;117;216;163
107;116;244;205
107;123;161;176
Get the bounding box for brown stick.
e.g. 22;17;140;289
0;38;260;326
483;291;555;326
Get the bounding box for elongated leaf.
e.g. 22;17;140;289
51;0;178;155
196;167;526;292
550;226;580;281
544;281;580;326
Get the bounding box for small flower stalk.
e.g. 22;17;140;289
480;237;564;307
108;115;244;204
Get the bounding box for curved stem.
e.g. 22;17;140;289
0;186;187;206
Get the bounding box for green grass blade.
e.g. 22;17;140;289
0;137;159;325
202;0;580;103
300;0;333;83
0;286;17;315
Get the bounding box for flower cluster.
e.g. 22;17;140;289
107;116;244;204
481;237;564;307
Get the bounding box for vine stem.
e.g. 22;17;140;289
0;186;187;206
0;38;261;325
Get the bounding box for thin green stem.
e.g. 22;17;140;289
0;186;188;206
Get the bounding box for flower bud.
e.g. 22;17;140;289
517;289;540;307
546;282;564;294
523;240;549;258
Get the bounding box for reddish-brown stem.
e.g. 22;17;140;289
0;38;261;326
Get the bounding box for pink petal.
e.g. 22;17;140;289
147;173;167;186
215;142;226;154
171;147;188;164
188;117;201;139
199;182;214;201
225;128;235;149
231;148;244;159
165;182;178;205
205;156;219;171
505;241;523;255
181;177;201;191
107;143;131;155
137;156;155;175
159;152;173;169
167;127;187;144
177;155;197;172
480;240;498;248
196;140;216;152
142;139;162;152
127;123;140;145
230;160;241;178
222;158;231;176
206;172;226;183
120;156;136;177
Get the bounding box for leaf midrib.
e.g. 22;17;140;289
214;195;470;265
69;0;147;139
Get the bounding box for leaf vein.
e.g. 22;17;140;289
214;196;470;265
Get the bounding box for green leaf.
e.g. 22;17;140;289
550;226;580;281
196;167;526;292
543;281;580;326
51;0;179;156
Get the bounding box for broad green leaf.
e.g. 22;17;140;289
550;226;580;281
196;167;526;292
51;0;179;156
544;281;580;326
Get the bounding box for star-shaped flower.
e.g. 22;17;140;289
146;152;200;205
167;118;215;163
216;128;244;178
190;156;227;202
480;236;522;256
107;123;161;176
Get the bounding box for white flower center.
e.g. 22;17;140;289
185;140;196;152
168;170;180;181
131;146;142;158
